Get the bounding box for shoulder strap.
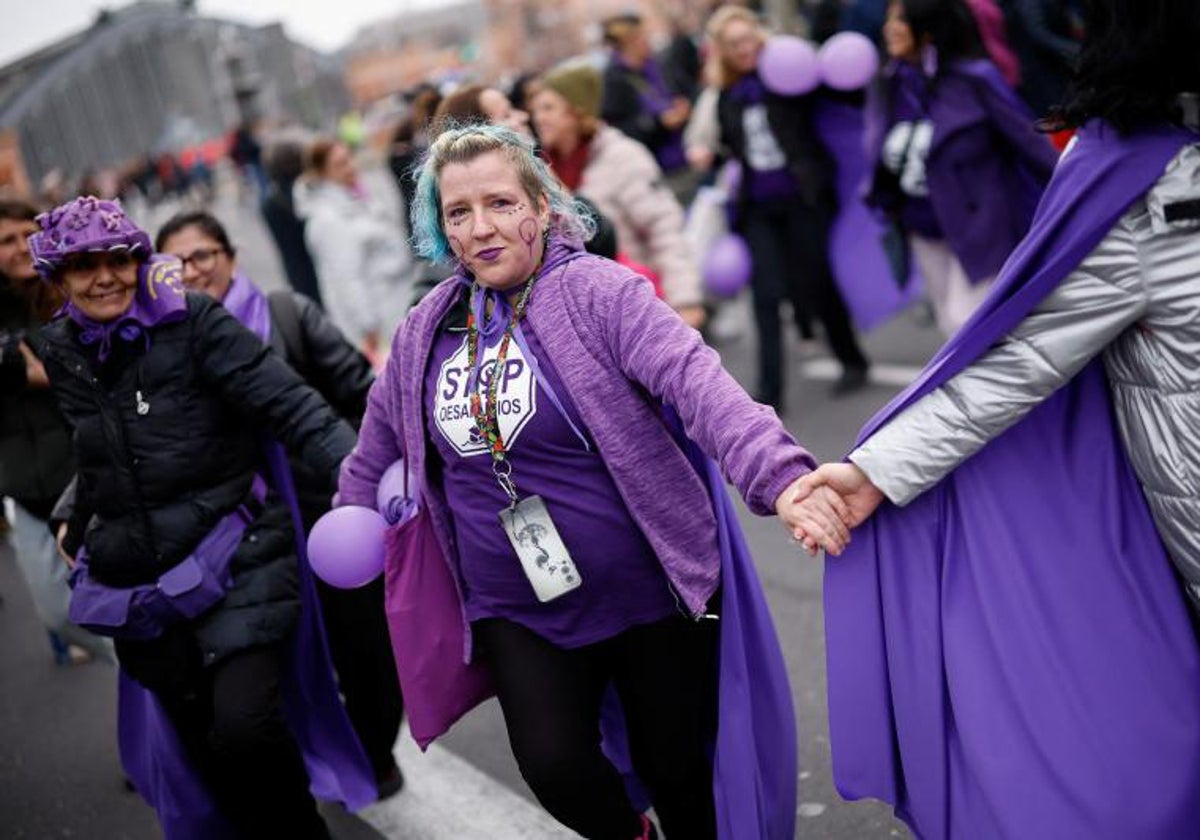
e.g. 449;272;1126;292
267;290;310;377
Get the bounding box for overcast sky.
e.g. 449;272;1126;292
2;0;445;67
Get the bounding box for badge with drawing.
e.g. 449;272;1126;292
499;495;581;602
466;278;582;603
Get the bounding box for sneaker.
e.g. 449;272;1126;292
376;762;405;801
829;367;870;397
636;814;659;840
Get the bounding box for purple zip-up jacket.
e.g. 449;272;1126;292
339;239;815;650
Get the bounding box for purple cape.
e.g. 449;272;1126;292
816;100;924;330
695;440;798;839
825;122;1200;838
118;272;376;838
596;411;797;838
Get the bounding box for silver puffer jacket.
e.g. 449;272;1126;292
852;143;1200;604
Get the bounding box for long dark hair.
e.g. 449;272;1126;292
898;0;985;71
1049;0;1200;132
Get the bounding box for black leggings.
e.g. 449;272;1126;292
741;196;868;403
474;616;718;840
149;643;329;839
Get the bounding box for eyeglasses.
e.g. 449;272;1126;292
60;249;138;277
176;247;226;273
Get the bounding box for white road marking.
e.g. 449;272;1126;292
358;731;579;839
800;358;924;388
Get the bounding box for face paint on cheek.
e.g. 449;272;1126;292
518;217;540;259
448;234;472;269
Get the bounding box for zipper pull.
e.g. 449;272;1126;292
135;390;150;416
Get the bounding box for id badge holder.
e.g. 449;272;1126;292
498;493;583;603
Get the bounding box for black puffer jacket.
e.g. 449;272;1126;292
39;293;356;671
265;289;373;526
0;277;73;518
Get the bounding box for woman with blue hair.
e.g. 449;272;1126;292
339;123;847;839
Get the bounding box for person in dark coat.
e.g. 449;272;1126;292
32;196;359;838
262;138;324;307
156;209;405;799
0;198;111;664
601;12;701;203
707;5;871;407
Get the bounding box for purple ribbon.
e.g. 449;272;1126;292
74;317;147;362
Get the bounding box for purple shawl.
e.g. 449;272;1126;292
119;271;376;837
825;122;1200;838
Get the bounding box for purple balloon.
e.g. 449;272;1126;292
759;35;820;96
376;459;416;525
818;31;880;91
704;233;753;298
307;505;387;588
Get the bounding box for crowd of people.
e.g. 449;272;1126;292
4;0;1200;838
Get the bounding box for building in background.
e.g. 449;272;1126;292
342;0;679;106
0;0;349;196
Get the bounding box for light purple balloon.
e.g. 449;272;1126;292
704;233;753;298
307;505;387;588
819;31;880;91
759;35;820;96
376;459;416;525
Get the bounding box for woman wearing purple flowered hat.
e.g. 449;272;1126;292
30;196;376;837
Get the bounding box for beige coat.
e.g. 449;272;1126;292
578;126;703;308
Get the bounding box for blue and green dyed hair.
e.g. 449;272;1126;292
410;122;595;263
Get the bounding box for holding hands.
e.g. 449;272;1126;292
775;463;886;556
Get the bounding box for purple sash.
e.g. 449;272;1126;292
69;490;258;639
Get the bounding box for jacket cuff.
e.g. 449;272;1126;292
757;458;814;517
848;447;918;507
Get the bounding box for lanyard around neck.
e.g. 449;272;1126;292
466;278;536;501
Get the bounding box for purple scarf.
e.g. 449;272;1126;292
118;271;377;837
219;271;271;337
825;122;1200;838
66;255;188;361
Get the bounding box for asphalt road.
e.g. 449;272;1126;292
0;170;942;838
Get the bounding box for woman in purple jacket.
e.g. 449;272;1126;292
867;0;1060;335
339;123;847;840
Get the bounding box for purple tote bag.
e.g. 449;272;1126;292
383;499;494;750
